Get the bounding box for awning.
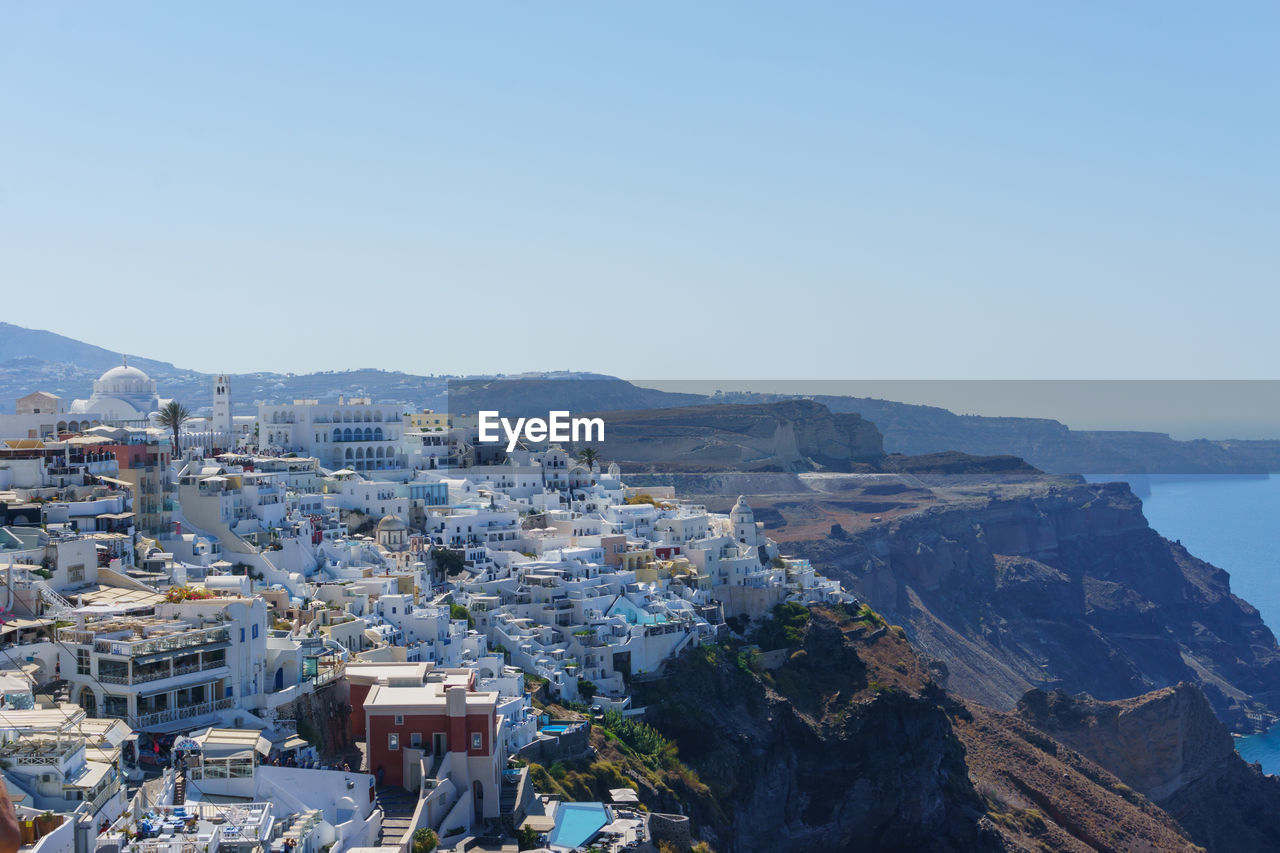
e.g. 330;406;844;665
95;476;133;488
280;736;310;751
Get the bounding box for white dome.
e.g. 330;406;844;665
98;364;151;384
70;360;161;420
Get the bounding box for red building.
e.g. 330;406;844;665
357;665;505;824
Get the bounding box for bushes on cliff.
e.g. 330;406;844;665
600;710;677;765
748;601;811;649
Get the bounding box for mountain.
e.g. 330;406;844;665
0;322;180;375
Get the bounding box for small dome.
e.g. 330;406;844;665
732;495;752;515
377;515;407;532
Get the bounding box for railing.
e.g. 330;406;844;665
136;696;236;729
93;626;229;657
88;781;120;813
9;746;74;765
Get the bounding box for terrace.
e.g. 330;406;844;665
98;802;274;853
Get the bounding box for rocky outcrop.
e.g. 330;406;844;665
1018;683;1280;852
793;480;1280;731
953;700;1203;852
638;607;1234;852
637;609;1000;852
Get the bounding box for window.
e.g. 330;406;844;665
394;714;404;725
76;649;90;675
68;564;85;583
410;732;422;748
388;733;399;751
240;628;246;643
471;733;482;750
252;624;259;639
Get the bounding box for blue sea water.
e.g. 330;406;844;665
1127;475;1280;772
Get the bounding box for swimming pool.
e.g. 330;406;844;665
548;802;608;849
541;724;570;734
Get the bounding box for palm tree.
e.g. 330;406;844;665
576;446;601;468
155;400;191;451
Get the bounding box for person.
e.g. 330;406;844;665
0;778;20;853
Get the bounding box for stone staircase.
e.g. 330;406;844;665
375;785;416;847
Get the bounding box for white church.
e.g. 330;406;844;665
69;359;165;422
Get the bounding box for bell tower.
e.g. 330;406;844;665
212;374;232;434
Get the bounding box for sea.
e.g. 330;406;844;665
1118;475;1280;772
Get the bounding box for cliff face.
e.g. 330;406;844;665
815;394;1272;475
792;480;1280;732
590;400;885;473
1018;683;1280;852
638;607;1231;852
637;610;1001;853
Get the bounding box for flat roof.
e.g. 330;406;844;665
196;728;272;756
365;683;497;713
71;583;164;609
345;662;429;685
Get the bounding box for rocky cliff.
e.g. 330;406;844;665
636;606;1233;852
791;480;1280;732
636;608;1001;852
1018;683;1280;852
590;400;885;473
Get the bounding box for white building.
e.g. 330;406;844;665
257;399;407;477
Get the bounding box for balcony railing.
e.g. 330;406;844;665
93;627;229;657
137;696;236;729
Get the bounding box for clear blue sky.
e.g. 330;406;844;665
2;2;1276;378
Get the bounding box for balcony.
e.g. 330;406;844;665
93;627;230;657
136;696;236;729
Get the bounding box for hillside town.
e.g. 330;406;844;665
0;363;851;853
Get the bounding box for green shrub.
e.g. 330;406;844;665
411;827;438;853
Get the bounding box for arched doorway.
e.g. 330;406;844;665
274;667;284;691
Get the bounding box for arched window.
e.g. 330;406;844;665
364;410;373;422
333;428;341;442
355;447;364;459
343;411;352;423
374;427;383;441
375;447;385;458
345;448;353;460
57;421;67;433
343;427;353;441
374;411;384;422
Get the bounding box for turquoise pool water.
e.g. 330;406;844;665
548;802;607;849
611;600;668;625
541;724;570;734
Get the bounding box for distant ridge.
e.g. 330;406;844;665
0;322;179;374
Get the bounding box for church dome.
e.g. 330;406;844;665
70;360;161;420
377;515;407;532
98;364;151;385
